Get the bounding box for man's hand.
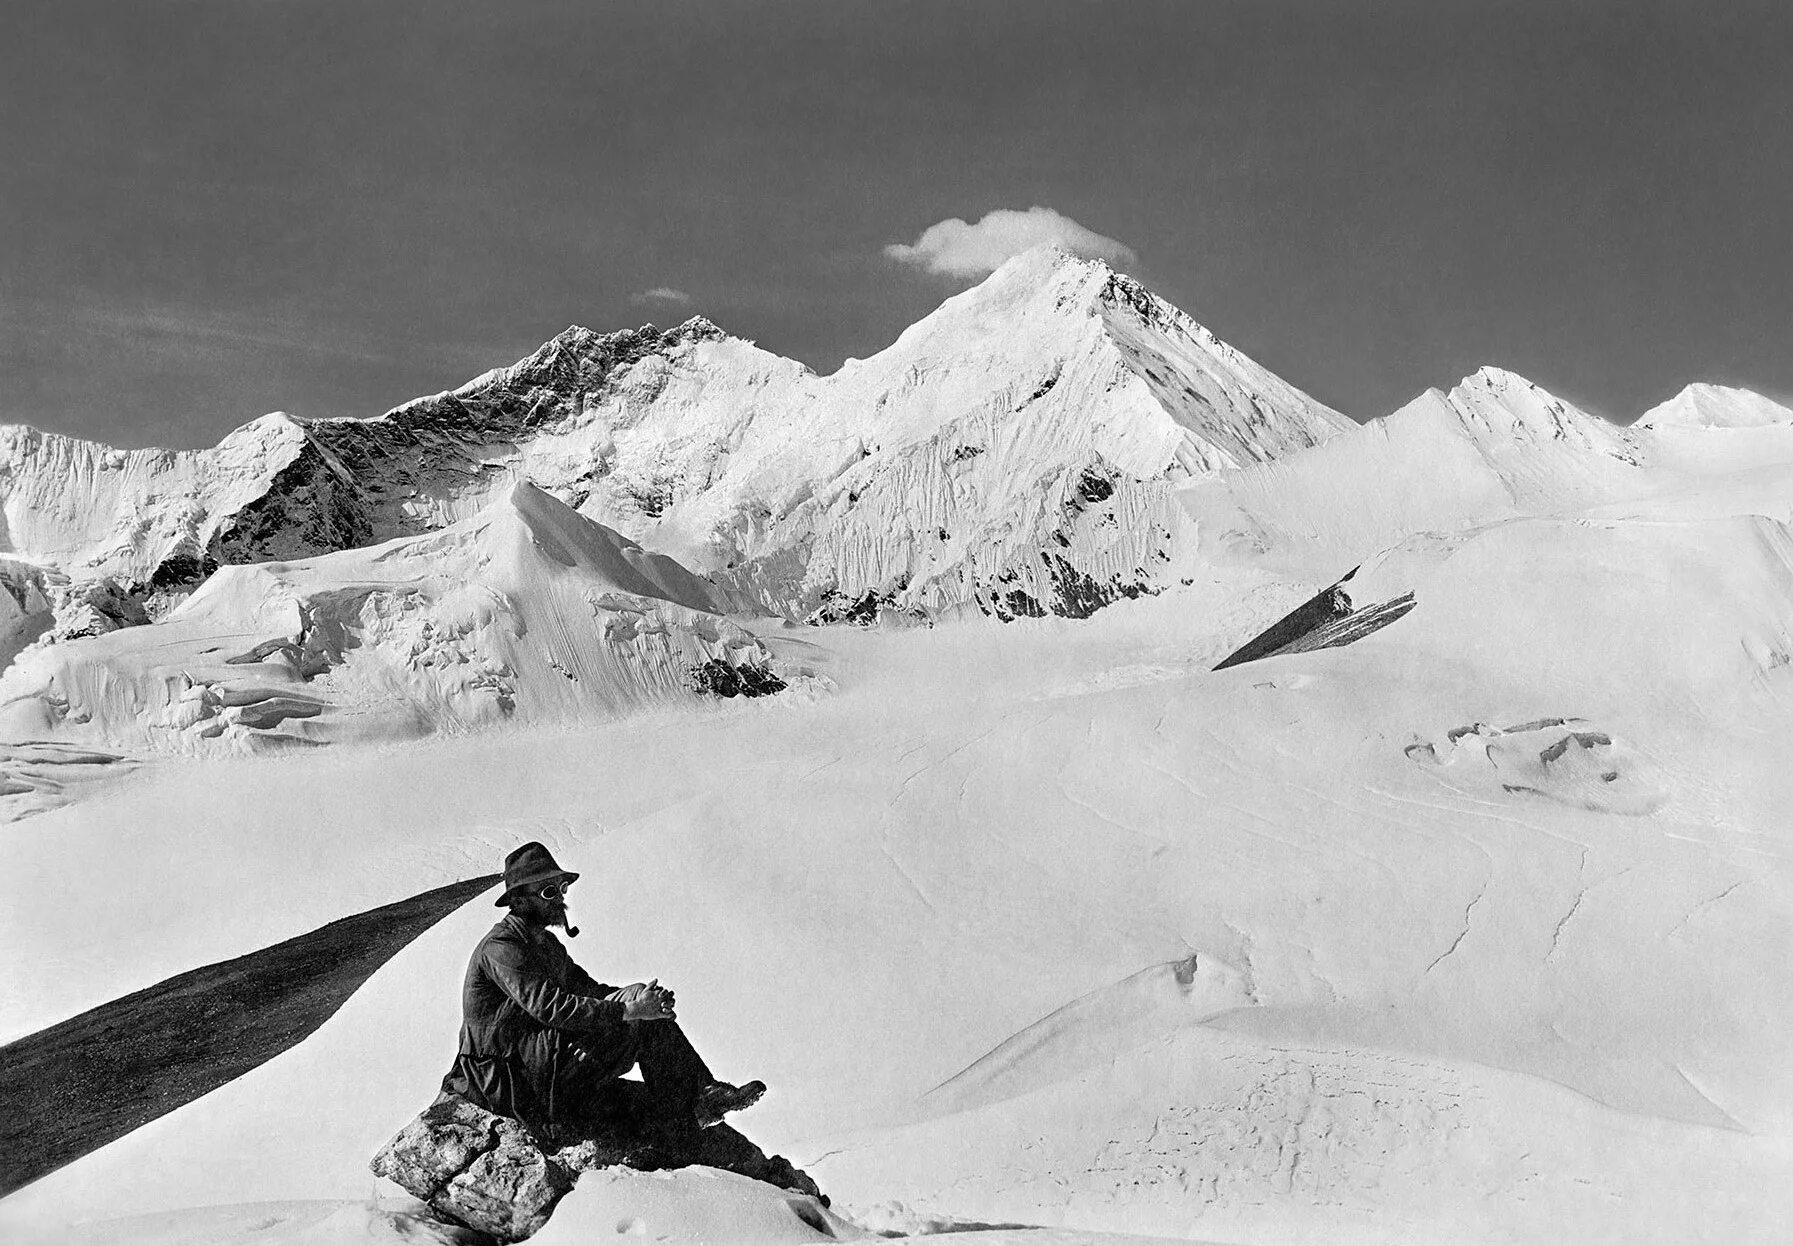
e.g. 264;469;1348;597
610;979;676;1022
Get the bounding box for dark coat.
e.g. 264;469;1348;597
440;914;631;1129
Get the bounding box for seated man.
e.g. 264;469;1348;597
441;842;765;1146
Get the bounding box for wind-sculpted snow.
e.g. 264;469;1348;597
920;954;1257;1118
1405;718;1665;816
4;505;1792;1242
0;483;802;758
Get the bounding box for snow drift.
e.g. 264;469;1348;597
4;492;1791;1244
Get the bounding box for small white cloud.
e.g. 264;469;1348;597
884;207;1137;278
631;287;692;306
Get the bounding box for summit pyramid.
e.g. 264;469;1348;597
0;248;1348;643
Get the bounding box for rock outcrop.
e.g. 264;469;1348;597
373;1098;575;1242
372;1094;825;1243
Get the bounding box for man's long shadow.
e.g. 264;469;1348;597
0;873;501;1198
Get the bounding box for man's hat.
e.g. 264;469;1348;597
496;841;580;906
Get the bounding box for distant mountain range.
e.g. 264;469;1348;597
1;245;1788;675
0;250;1349;644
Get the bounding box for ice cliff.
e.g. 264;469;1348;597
0;483;802;754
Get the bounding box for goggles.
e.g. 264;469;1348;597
539;881;571;901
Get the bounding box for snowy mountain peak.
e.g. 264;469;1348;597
1636;383;1793;429
1184;362;1661;574
0;255;1358;644
392;316;738;422
980;242;1114;289
937;245;1201;341
1394;366;1616;447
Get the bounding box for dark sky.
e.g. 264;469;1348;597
4;1;1790;448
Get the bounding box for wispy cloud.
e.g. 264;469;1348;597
631;286;692;306
884;207;1137;278
52;303;392;364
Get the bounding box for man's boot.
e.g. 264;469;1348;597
692;1079;766;1128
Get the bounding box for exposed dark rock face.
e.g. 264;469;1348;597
1213;567;1416;670
1044;553;1154;620
690;658;787;698
210;321;725;570
210;437;372;567
806;581;910;627
1075;467;1115;505
373;1092;825;1243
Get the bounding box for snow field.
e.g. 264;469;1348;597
2;502;1789;1242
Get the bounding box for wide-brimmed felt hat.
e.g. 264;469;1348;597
496;841;580;906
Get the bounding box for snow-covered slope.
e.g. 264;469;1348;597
1637;382;1793;429
0;415;307;585
0;482;801;754
684;248;1348;620
9;255;1793;1246
1179;363;1793;584
0;249;1347;640
2;506;1789;1244
1181;367;1652;574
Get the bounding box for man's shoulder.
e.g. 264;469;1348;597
475;916;561;960
473;916;528;953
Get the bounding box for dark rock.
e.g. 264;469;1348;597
805;576;923;627
1044;554;1153;619
1002;587;1047;619
690;658;787;698
144;552;219;592
1075;468;1114;506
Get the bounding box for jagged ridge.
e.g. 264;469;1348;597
0;250;1353;639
